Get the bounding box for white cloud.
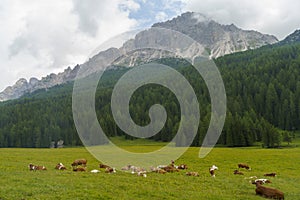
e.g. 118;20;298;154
0;0;138;91
181;0;300;39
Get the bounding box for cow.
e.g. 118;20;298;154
105;167;116;173
121;165;132;171
171;160;188;170
71;159;87;167
252;179;272;185
99;163;111;169
209;165;218;177
177;164;188;170
28;164;47;171
150;166;167;174
73;167;86;172
137;171;147;178
233;170;244;175
252;181;284;199
238;163;251;170
186;172;199;177
264;173;277;177
55;163;67;170
161;165;179;173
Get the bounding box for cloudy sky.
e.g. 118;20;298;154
0;0;299;91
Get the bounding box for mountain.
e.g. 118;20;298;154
0;12;279;102
152;12;278;58
0;66;79;101
278;29;300;45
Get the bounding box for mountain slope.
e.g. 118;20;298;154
0;12;279;102
152;12;278;58
278;29;300;45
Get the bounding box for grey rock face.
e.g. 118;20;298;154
0;12;279;101
152;12;278;58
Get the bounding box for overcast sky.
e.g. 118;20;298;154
0;0;299;91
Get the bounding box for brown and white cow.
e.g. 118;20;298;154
71;159;87;167
233;169;244;175
73;167;86;172
252;181;284;199
252;179;272;185
209;165;218;177
99;163;111;169
238;163;251;170
264;172;276;177
105;167;116;173
28;164;47;171
161;165;179;173
55;163;67;170
186;172;199;177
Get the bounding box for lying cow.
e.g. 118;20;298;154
252;181;284;199
99;163;111;169
161;165;179;173
238;163;251;170
73;167;86;172
264;172;276;177
186;172;199;177
150;167;167;174
171;160;188;170
71;159;87;167
233;170;244;175
55;163;67;170
105;167;116;173
137;171;147;177
28;164;47;171
252;179;272;185
209;165;218;177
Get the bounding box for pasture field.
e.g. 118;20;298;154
0;143;299;199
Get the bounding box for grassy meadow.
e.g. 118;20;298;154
0;138;299;200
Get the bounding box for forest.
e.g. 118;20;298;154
0;42;299;148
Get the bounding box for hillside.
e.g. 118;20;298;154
1;42;300;148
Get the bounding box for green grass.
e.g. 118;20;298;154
0;145;299;200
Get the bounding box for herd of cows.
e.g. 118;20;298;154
28;159;284;199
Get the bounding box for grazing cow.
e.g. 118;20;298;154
28;164;47;171
55;163;67;170
72;159;87;167
252;179;272;185
264;173;276;177
186;172;199;177
252;181;284;199
73;167;86;172
209;165;218;177
233;170;244;175
238;163;251;170
99;163;111;169
105;167;116;173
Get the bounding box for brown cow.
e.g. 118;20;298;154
252;181;284;199
238;163;251;170
233;169;244;175
55;163;67;170
28;164;47;171
161;165;179;173
72;159;87;167
99;163;111;169
186;172;199;177
73;167;86;172
264;172;276;177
